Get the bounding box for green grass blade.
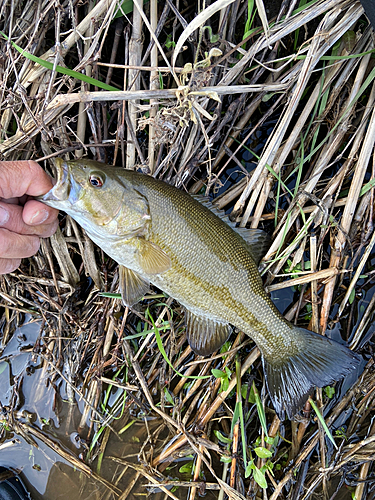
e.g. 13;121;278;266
309;397;338;450
253;382;268;437
236;359;248;467
0;31;118;92
100;293;123;299
145;309;210;380
360;178;375;197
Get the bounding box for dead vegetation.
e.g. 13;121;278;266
1;0;375;499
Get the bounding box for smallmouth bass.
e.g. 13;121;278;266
39;159;360;419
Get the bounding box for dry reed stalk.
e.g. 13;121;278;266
148;0;159;174
76;2;95;160
127;0;143;168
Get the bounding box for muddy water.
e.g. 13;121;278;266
0;319;102;499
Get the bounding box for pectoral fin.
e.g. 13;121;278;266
119;265;150;306
137;239;171;275
185;309;231;356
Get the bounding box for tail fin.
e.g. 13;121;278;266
262;327;361;420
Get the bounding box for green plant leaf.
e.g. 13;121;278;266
254;446;272;458
179;461;193;474
114;0;134;18
241;383;256;403
264;436;275;445
360;178;375;197
245;460;254;478
211;369;226;379
164;388;175;405
253;382;268;437
214;430;232;444
253;466;267;489
324;386;335;399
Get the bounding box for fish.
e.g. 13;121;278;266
38;158;361;419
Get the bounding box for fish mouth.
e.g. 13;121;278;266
38;158;70;203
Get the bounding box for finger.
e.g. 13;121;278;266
22;199;59;227
0;160;54;199
0;202;59;238
0;228;40;259
0;258;22;275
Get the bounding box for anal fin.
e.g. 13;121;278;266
185;309;231;356
119;265;150;307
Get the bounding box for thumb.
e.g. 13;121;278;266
0;160;53;199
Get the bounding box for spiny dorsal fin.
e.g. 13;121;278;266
119;265;150;307
193;195;270;264
136;238;171;275
184;308;231;356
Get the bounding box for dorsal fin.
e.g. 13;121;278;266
235;228;271;265
192;195;270;264
192;195;235;227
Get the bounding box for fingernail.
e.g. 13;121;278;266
0;206;9;225
29;209;49;225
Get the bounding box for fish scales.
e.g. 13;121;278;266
39;159;361;420
132;174;294;357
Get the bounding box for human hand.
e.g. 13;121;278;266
0;160;59;274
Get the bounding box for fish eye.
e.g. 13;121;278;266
89;173;105;188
